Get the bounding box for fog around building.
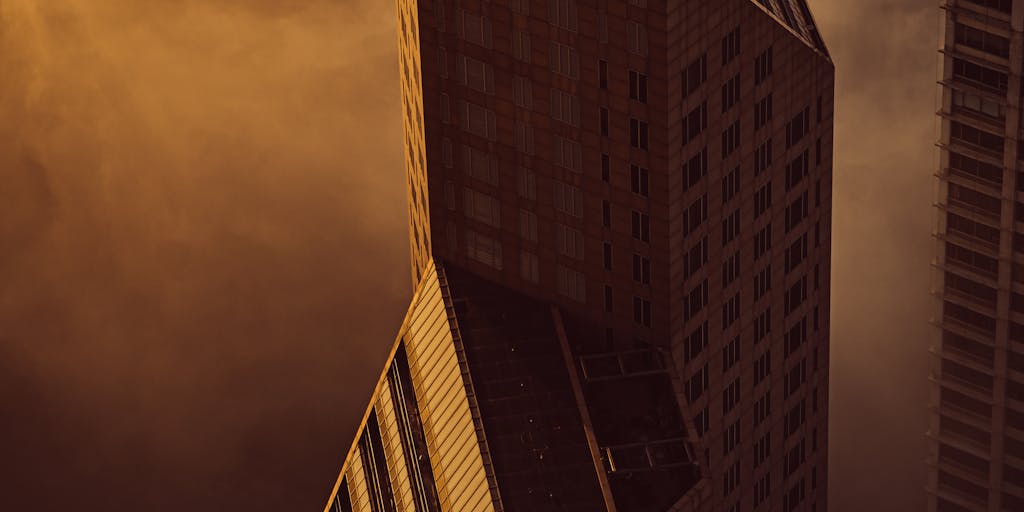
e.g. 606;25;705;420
0;1;935;510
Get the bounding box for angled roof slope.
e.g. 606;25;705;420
753;0;830;57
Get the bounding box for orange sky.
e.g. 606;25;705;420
0;1;935;510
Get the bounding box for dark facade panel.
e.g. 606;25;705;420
325;0;834;510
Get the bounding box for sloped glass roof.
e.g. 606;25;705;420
754;0;829;56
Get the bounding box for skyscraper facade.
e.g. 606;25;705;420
931;1;1024;511
327;1;833;511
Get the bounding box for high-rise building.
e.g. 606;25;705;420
326;1;833;511
930;1;1024;511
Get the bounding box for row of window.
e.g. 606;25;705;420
685;321;710;363
948;182;1000;221
723;251;741;287
954;22;1009;59
447;10;828;192
446;5;666;331
948;150;1003;185
784;359;807;399
447;10;829;342
754;265;772;302
678;285;817;375
687;326;822;440
723;459;740;497
446;3;647;57
755;350;771;384
724;293;741;329
494;109;820;202
964;0;1011;15
686;362;710;404
771;437;816;507
455;145;752;240
461;205;660;322
946;241;998;278
952;88;1005;121
684;140;820;267
518;247;675;323
952;57;1007;92
454;180;587;225
754;182;773;218
950;120;1003;154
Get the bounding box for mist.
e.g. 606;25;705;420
0;0;936;510
817;1;936;509
0;1;409;510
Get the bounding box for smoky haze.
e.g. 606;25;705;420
0;1;933;511
0;1;409;510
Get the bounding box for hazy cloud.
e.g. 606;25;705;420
0;0;934;510
1;1;410;510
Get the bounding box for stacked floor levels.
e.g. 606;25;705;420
328;0;834;510
931;1;1024;511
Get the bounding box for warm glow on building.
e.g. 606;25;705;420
325;0;833;510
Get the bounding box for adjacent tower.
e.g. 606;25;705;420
327;1;833;511
931;1;1024;511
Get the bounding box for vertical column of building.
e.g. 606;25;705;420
419;0;580;302
581;0;673;352
932;1;1024;511
667;2;832;512
665;5;719;504
668;2;736;510
993;4;1023;510
773;22;833;512
528;0;596;321
397;0;432;286
411;0;675;345
375;378;417;511
595;3;617;351
804;52;835;512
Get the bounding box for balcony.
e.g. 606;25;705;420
941;39;1012;74
948;202;1002;227
939;71;1010;104
934;234;1001;263
929;450;992;484
930;402;991;430
941;1;1012;30
933;303;995;339
930;345;995;376
930;325;993;362
927;424;991;456
938;165;1004;195
939;106;1006;136
936;140;1006;176
934;202;1005;240
931;369;994;401
932;257;999;287
944;42;1011;77
925;484;988;512
947;139;1005;165
927;460;992;509
946;185;1004;222
935;281;999;312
